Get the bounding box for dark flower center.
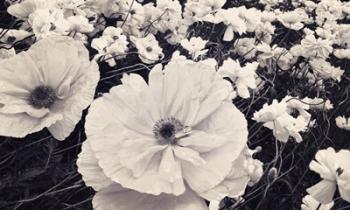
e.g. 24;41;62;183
336;167;344;176
29;86;57;109
153;117;185;145
7;36;16;43
146;46;153;52
159;123;176;139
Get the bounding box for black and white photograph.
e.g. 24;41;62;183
0;0;350;209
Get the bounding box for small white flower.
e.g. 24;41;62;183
0;36;100;140
253;99;288;123
199;0;226;11
183;2;211;25
301;194;334;210
335;25;350;47
256;43;296;71
334;49;350;59
67;15;94;33
218;59;259;99
316;27;336;41
335;116;350;130
253;97;311;143
307;147;350;204
233;38;257;59
238;7;263;32
29;9;71;39
315;0;344;25
264;114;308;143
215;8;247;41
277;9;308;30
165;22;189;45
7;0;54;19
309;59;344;82
303;97;333;110
294;35;333;59
180;37;208;59
130;34;164;64
151;0;182;33
260;0;279;10
91;27;129;66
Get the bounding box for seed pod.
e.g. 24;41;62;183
267;167;278;183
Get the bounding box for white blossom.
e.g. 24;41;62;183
307;147;350;204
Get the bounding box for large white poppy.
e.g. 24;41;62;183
84;59;248;197
0;35;100;140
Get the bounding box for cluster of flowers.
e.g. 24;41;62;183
1;0;350;209
0;35;264;209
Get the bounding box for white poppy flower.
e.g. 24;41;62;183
130;34;164;64
301;195;334;210
335;116;350;130
77;141;209;210
180;37;208;59
307;147;350;204
218;59;259;99
0;36;100;140
84;60;248;196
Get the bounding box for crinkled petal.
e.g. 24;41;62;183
77;141;114;191
173;146;206;166
0;52;43;93
199;152;250;201
86;97;185;196
48;60;99;140
177;130;229;153
93;184;208;210
27;35;90;90
307;180;336;204
0;112;62;138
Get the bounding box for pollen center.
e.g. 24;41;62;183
153;117;189;145
29;86;57;109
